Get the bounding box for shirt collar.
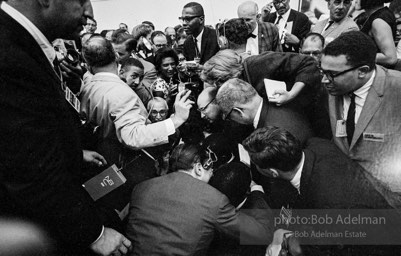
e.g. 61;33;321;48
253;100;263;129
1;1;56;66
290;152;305;194
281;8;291;21
354;69;375;99
196;28;204;42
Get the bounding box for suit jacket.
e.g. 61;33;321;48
264;9;311;52
0;8;102;248
257;99;313;146
258;21;282;53
126;172;273;255
312;17;359;45
183;26;220;64
242;52;331;140
328;66;401;194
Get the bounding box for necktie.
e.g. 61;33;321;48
324;20;335;31
275;15;283;25
193;37;200;58
346;93;356;145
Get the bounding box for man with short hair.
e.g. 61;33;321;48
181;2;219;64
126;143;272;255
81;35;193;164
0;0;131;254
85;17;97;34
197;87;221;123
237;1;282;54
312;0;358;45
261;0;311;52
321;31;401;202
150;31;168;52
119;22;128;31
119;58;153;107
299;32;325;62
216;78;313;145
165;26;177;41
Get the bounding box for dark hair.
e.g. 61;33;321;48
121;58;144;71
301;32;325;48
111;28;130;43
154;47;179;72
242;126;302;173
82;35;116;68
209;162;251;207
142;21;155;31
218;18;253;46
169;143;211;172
150;31;167;44
183;2;204;15
201;133;234;170
323;31;376;69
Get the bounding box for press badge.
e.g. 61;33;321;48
335;120;347;137
363;133;385;142
64;86;81;113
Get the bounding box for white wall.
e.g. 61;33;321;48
90;0;301;33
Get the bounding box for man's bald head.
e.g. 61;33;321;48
197;87;221;122
237;1;259;31
82;35;116;68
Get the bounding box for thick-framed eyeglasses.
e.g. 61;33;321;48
222;107;234;121
203;146;218;170
197;98;215;113
300;50;322;57
319;65;362;82
179;16;202;23
154;44;167;48
150;109;168;117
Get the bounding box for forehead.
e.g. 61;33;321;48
238;6;257;18
166;28;176;34
126;65;144;74
197;91;212;105
152;101;168;110
161;57;175;64
182;7;199;16
153;35;167;43
320;54;349;70
274;0;290;4
302;38;323;50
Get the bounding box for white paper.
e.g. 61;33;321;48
286;21;293;34
238;144;251;167
264;79;287;99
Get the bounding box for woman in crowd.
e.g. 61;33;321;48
355;0;397;68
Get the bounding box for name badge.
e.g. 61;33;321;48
363;132;384;142
65;86;81;113
335;120;347;137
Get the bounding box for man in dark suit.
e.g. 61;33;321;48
243;126;400;255
0;1;131;255
261;0;311;52
216;78;313;146
181;2;219;64
126;143;272;255
237;1;282;54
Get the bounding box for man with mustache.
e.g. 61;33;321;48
312;0;359;45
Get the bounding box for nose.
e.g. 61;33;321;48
134;77;140;84
321;73;330;84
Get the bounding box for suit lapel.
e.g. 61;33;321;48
350;67;385;149
200;27;209;62
257;100;269;129
0;9;61;89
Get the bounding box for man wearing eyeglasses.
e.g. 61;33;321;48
180;2;219;64
299;32;325;62
321;31;401;203
261;0;311;53
85;17;97;34
311;0;358;45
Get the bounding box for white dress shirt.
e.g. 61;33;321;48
253;100;264;129
290;152;305;194
246;23;259;55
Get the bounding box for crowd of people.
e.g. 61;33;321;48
1;0;401;255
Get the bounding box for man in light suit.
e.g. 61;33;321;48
0;0;131;255
80;35;193;165
261;0;311;52
311;0;359;45
126;143;273;255
181;2;219;64
321;31;401;203
237;1;282;54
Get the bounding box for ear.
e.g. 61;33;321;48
119;68;125;75
194;163;203;177
358;65;371;78
269;168;280;178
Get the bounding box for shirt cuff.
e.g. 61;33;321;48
164;118;176;136
251;185;264;193
91;225;104;245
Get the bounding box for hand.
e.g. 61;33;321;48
269;89;292;106
83;150;107;167
60;60;84;93
90;227;132;256
171;90;194;128
284;33;300;46
261;2;273;20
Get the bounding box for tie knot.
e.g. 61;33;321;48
247;33;256;39
349;93;356;100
